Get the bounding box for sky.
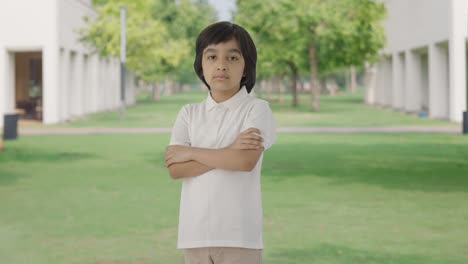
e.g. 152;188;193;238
208;0;236;21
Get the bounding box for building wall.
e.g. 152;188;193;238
0;0;57;126
383;0;451;53
368;0;468;122
0;0;136;128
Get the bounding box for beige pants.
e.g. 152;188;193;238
184;247;262;264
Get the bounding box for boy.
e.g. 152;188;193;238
165;21;276;264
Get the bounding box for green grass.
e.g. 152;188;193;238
28;89;456;128
1;133;468;263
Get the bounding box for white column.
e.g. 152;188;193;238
75;53;83;116
99;58;106;111
103;58;108;110
0;48;6;127
448;0;467;122
90;54;99;113
82;54;89;115
0;49;15;127
43;45;60;124
69;52;77;117
110;59;116;109
108;59;114;110
420;53;429;112
392;52;405;109
59;48;70;121
429;43;449;119
42;0;60;124
405;50;421;112
364;63;377;105
383;57;393;107
375;60;385;105
113;58;119;108
96;57;102;111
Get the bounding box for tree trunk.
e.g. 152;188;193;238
176;82;182;93
266;79;272;101
346;69;351;93
309;41;320;111
152;82;160;101
258;79;266;99
273;77;280;101
350;65;357;94
279;79;285;103
164;78;173;96
289;63;298;107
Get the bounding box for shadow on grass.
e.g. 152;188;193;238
0;168;28;185
263;141;468;193
267;243;460;264
0;147;95;163
0;145;96;185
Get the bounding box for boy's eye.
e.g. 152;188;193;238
228;56;239;61
207;55;216;60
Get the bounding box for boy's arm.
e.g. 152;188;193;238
167;160;213;179
166;128;264;178
190;147;263;171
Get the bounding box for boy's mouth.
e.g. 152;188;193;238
213;75;229;80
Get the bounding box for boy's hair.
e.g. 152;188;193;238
194;21;257;93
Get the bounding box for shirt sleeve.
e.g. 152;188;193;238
241;100;276;150
169;105;191;146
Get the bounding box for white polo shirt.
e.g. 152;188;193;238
169;86;276;249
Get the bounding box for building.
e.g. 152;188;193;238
0;0;136;127
365;0;468;122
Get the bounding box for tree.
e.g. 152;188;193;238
81;0;216;96
153;0;216;85
235;0;386;111
235;0;308;107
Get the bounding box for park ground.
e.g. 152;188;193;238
1;90;467;263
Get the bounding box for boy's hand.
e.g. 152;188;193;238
227;127;263;150
165;145;192;167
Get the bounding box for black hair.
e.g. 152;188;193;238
194;21;257;93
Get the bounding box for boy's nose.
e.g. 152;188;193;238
217;61;227;71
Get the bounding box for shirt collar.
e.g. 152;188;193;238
205;86;249;112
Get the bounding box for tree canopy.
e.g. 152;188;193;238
81;0;216;83
235;0;386;110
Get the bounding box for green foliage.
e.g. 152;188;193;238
81;0;216;83
235;0;308;79
235;0;386;76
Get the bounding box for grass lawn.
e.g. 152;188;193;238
25;89;456;128
1;133;467;263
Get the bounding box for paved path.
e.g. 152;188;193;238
18;126;462;135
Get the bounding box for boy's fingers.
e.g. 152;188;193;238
242;139;262;145
243;127;261;135
240;144;260;150
244;134;263;141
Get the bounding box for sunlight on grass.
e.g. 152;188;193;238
1;133;467;263
23;89;456;128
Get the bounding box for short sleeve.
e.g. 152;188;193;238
169;105;191;146
241;100;276;150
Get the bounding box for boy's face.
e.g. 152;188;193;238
202;38;245;95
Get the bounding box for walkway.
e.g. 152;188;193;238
18;126;461;135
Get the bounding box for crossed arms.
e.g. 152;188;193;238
165;128;264;179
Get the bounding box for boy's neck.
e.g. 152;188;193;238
210;87;241;103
